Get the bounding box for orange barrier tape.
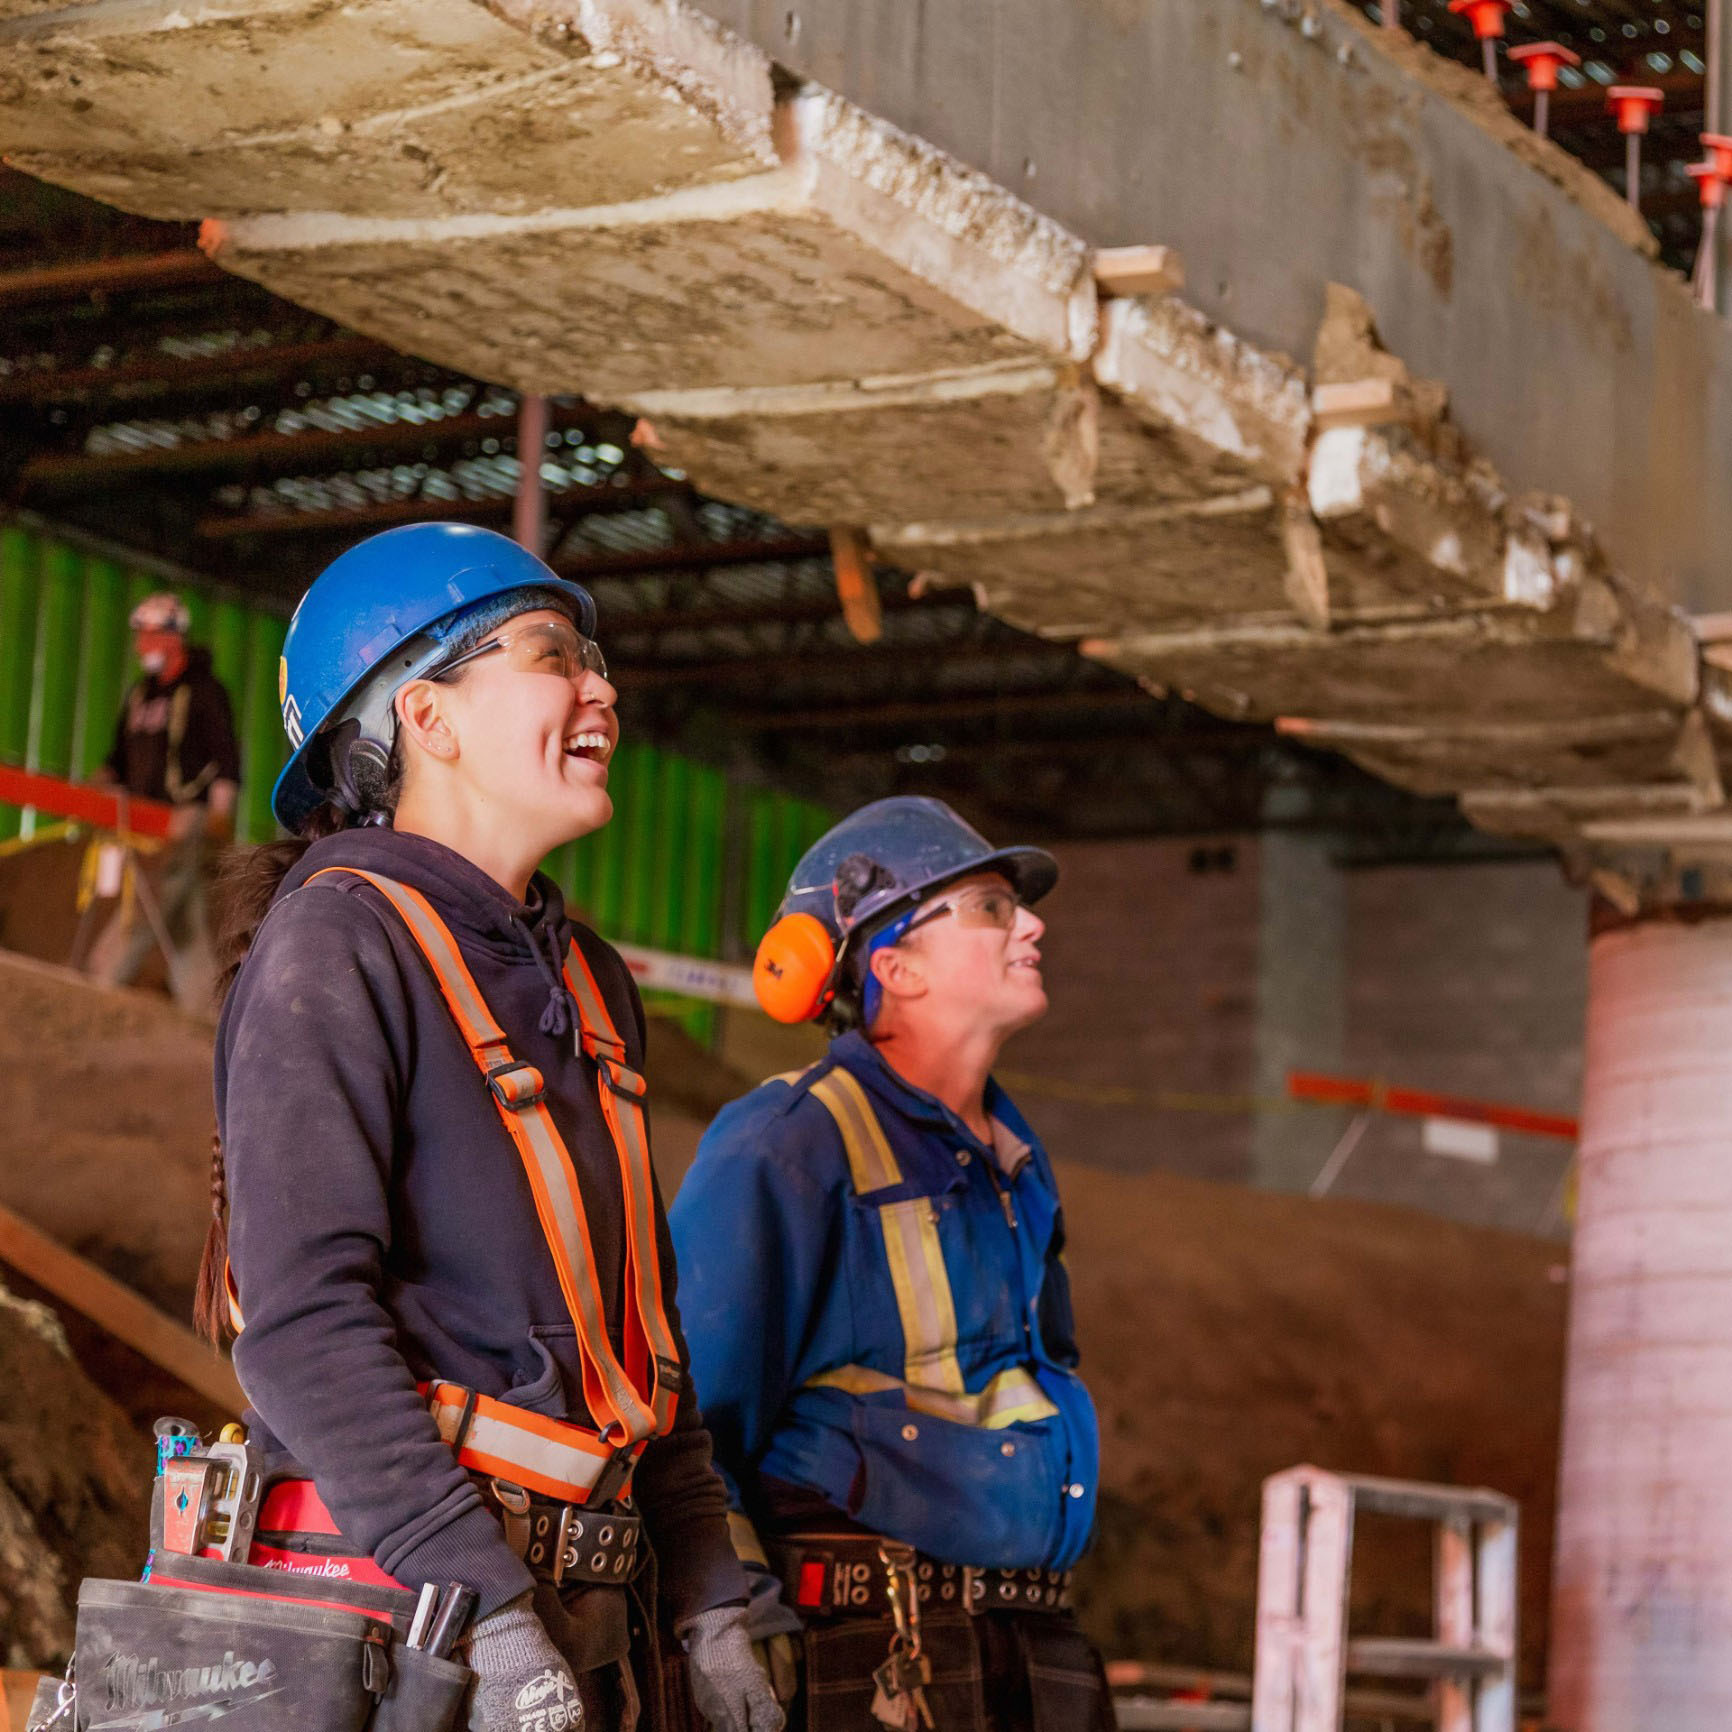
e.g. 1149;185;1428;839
1287;1070;1578;1141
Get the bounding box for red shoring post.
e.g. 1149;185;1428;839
1608;85;1666;213
1690;159;1729;308
1508;41;1581;140
1449;0;1513;82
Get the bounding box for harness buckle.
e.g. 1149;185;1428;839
486;1058;546;1110
597;1059;648;1103
590;1446;638;1508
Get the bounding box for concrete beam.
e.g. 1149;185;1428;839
1081;577;1697;726
872;490;1288;638
197;85;1093;399
0;0;775;220
695;0;1732;613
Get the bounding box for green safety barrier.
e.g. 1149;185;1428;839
0;521;832;1035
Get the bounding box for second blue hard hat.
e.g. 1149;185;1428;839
271;523;596;832
752;796;1057;1022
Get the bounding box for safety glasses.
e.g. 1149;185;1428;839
907;883;1024;935
434;617;608;685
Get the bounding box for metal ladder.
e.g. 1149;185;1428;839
1251;1466;1518;1732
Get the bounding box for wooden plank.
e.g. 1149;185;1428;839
0;1203;242;1412
1312;378;1408;431
1093;245;1186;299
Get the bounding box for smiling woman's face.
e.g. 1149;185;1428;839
414;607;621;854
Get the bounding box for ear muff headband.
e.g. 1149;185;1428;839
753;913;838;1024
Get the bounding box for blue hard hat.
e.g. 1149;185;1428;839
271;522;596;832
779;796;1057;957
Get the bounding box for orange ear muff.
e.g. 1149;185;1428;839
754;913;838;1024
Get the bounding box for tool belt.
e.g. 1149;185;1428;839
483;1480;646;1588
240;1474;643;1591
769;1534;1074;1619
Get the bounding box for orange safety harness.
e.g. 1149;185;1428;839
227;868;682;1509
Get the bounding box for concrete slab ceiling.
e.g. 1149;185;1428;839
1;0;1723;899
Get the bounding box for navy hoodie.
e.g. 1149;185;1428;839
215;827;746;1638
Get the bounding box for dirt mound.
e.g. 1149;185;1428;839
1059;1159;1565;1688
1;947;1567;1690
0;1281;150;1670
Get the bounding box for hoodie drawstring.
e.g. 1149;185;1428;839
511;912;575;1039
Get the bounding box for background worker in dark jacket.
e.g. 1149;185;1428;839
203;524;782;1732
670;798;1109;1732
87;591;240;1010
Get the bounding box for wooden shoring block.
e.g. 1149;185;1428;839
1311;378;1409;431
1092;245;1186;299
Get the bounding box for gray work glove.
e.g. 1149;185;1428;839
466;1592;584;1732
680;1604;786;1732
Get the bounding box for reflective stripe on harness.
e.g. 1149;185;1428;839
223;868;681;1508
420;1380;634;1505
803;1068;1059;1432
307;868;677;1449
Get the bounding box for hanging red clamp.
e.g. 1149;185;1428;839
1507;41;1580;139
1608;86;1665;214
1448;0;1512;80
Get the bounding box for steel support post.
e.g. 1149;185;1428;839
513;394;550;555
1549;914;1732;1728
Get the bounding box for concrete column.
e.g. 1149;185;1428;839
1251;828;1347;1191
1549;914;1732;1729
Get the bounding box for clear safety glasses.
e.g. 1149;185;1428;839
907;883;1025;935
434;617;608;686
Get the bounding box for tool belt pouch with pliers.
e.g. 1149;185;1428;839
30;1552;472;1732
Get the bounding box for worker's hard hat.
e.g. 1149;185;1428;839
270;522;596;833
129;592;190;636
752;796;1057;1024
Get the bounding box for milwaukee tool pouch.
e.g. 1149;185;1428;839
56;1562;472;1732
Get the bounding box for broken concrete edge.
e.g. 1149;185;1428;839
487;0;780;160
1094;296;1310;485
779;88;1097;360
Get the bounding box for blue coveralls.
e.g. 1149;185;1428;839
669;1030;1099;1571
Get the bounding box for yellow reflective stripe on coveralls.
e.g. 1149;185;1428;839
808;1068;902;1192
804;1069;1059;1430
307;867;668;1447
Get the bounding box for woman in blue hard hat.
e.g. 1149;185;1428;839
669;797;1109;1732
198;523;781;1732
